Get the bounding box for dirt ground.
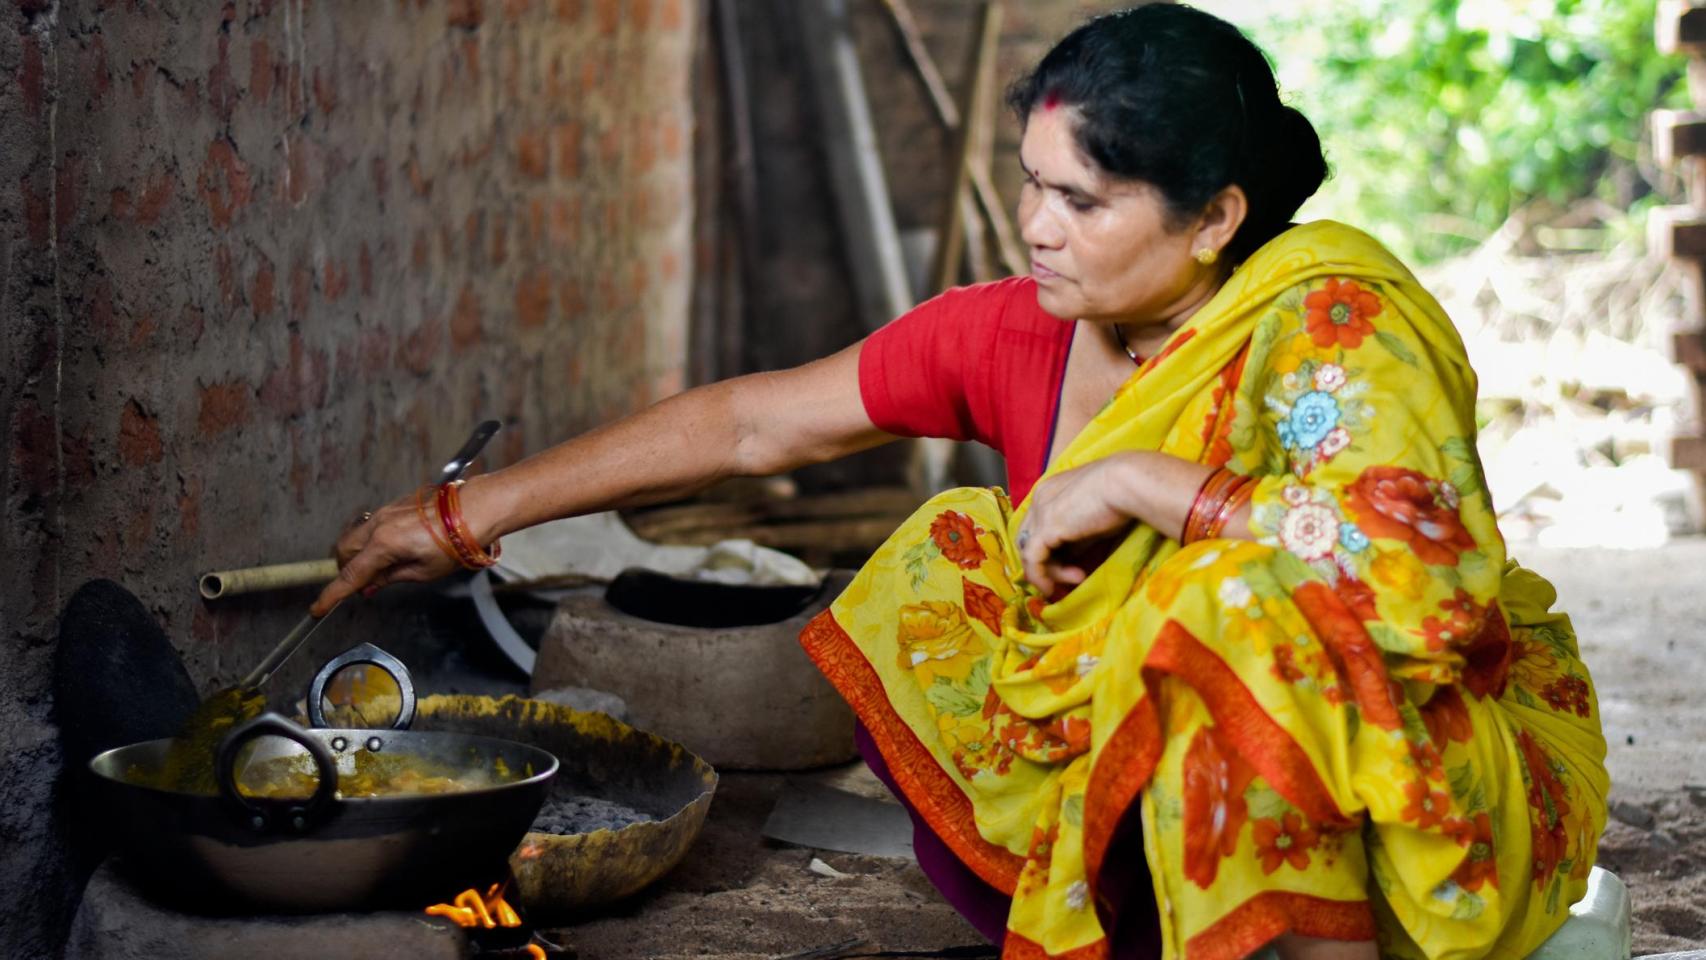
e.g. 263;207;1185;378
543;539;1706;959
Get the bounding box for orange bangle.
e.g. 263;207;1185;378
1206;476;1256;539
416;485;462;566
435;480;501;569
1182;469;1253;544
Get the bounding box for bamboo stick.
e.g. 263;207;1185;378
199;559;339;599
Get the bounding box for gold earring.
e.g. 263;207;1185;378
1194;247;1219;266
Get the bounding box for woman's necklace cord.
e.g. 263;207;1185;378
1113;324;1142;364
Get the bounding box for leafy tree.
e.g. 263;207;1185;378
1222;0;1692;262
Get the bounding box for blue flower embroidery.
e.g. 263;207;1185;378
1282;391;1340;450
1339;522;1370;553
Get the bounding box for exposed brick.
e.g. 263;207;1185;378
311;66;337;115
553;121;582;179
122;502;156;554
411;230;430;270
135;169;175;224
358;326;391;376
131;57;154;100
12;399;56;499
552;0;579;21
490;215;507;265
289;261;312;321
593;0;618;35
19;35;43;120
55;154;82;234
631;0;651;31
461;37;480;77
178;475;203;540
358;242;374;296
324;257;349;302
250;38;275;104
370;156;389;196
261;333;330;418
197;381;253;436
214;244;239;308
21;175;49;247
448;0;483;29
399;317;442;375
660;115;685;160
549;197;576;249
91;33;112;103
285;133;310;207
251;255;276;318
503;0;532;19
130;312;159;347
515;269;551;329
406;156;432;196
110;187;132;221
658;0;683;31
449;286;482;348
197;139;253;229
209;34;235;120
516;131;548;179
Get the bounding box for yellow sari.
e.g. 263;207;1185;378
801;222;1608;960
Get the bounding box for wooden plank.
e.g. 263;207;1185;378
1654;110;1706;167
1657;0;1706;55
928;2;1003;295
1648;204;1706;260
1674;330;1706;375
798;0;915;331
1671;433;1706;473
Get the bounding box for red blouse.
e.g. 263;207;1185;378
858;277;1079;505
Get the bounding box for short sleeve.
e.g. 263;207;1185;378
859;284;997;443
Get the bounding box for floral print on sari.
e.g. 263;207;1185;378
801;222;1608;960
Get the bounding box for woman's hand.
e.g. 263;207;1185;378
1016;451;1244;596
1017;452;1147;596
310;489;466;617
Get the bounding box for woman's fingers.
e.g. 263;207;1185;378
312;545;390;616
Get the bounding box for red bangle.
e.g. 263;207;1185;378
416;485;462;566
436;481;501;569
1207;476;1256;539
1182;469;1253;544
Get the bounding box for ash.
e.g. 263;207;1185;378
532;794;656;835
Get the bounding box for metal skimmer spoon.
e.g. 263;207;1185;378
238;419;503;690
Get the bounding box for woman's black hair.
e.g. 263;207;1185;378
1007;4;1328;263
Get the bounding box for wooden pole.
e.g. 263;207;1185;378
881;0;1027;278
928;2;1003;295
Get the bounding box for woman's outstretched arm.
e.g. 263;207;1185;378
311;340;890;615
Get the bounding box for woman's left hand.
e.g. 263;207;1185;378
1016;452;1145;596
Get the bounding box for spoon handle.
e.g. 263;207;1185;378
239;609;330;690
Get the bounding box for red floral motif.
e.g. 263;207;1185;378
1271;644;1307;684
1400;780;1451;831
1421;686;1475;746
1541;675;1592;718
1343;466;1478;566
1304;278;1382;349
1449;812;1500;892
1420;589;1487;652
1409;738;1446;783
961;578;1005;635
930;511;986;569
1334;574;1379;622
1182;726;1255;889
1459;602;1513;699
1253;812;1319;874
1044;714;1092;757
1517;729;1572;888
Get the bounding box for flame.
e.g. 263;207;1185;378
425;884;545;958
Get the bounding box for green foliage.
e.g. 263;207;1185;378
1225;0;1691;262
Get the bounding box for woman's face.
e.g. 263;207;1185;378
1017;106;1217;328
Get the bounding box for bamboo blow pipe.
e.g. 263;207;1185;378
199;559;340;599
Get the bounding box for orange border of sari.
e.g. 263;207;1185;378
800;610;1026;893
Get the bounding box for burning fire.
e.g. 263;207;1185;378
425;883;545;959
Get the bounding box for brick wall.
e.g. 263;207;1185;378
0;1;696;955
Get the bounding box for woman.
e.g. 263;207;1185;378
316;7;1607;959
